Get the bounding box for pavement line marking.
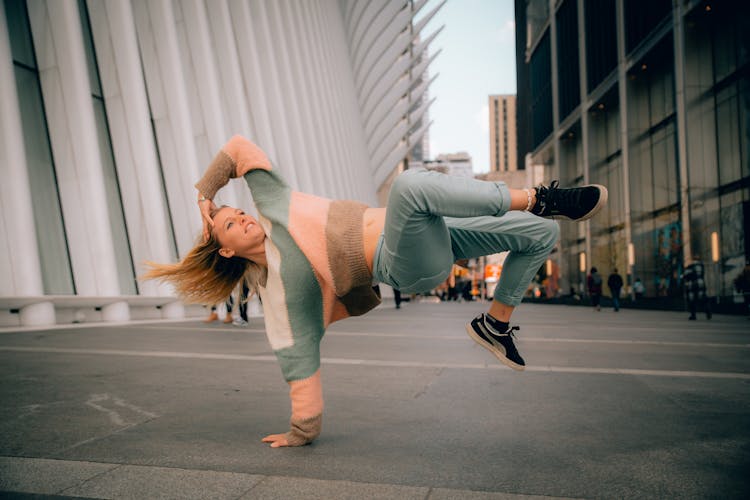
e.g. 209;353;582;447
138;326;750;348
0;346;277;361
2;346;749;379
326;332;750;349
141;325;267;334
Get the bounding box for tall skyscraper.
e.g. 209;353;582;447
488;94;518;172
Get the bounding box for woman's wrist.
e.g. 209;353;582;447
195;145;238;200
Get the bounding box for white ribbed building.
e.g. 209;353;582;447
0;0;444;327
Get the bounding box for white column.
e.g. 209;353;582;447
27;0;125;308
294;1;348;198
318;1;362;199
204;0;255;210
265;0;319;194
246;0;300;189
175;0;238;209
308;1;358;199
0;6;55;325
329;0;378;206
227;0;279;174
85;0;177;300
263;2;318;195
131;0;202;257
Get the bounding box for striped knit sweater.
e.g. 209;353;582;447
247;164;382;381
196;136;381;445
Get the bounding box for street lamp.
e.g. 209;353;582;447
711;232;720;302
579;252;586;295
711;232;719;262
628;243;635;300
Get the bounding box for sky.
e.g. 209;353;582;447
419;0;517;173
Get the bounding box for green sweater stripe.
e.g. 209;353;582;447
244;169;325;381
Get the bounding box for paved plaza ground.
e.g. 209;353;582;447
1;301;749;499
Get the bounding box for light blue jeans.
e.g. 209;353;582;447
372;168;560;307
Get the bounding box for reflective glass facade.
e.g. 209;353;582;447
517;0;749;307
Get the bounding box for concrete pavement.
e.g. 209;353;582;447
1;302;749;499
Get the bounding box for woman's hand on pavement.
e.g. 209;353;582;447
261;433;291;448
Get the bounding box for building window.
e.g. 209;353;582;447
624;0;671;54
530;31;553;148
556;0;581;121
584;0;617;93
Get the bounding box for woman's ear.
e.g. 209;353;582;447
219;248;235;259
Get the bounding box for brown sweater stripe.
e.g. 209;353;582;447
325;200;380;316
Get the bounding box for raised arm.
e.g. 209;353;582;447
261;369;324;447
194;135;273;239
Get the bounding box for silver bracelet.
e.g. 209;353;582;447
523;188;533;212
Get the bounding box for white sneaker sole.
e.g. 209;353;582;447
465;324;525;371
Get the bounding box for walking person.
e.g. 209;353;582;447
232;282;251;326
682;255;712;320
204;298;234;324
632;277;645;301
146;135;607;447
588;267;603;311
607;268;624;311
734;262;750;317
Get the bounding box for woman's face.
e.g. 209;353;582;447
212;207;266;259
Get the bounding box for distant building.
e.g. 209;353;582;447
488;95;518;172
424;152;474;178
408;38;437;164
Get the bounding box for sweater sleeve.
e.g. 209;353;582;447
283;370;323;445
194;135;275;200
247;162;325;384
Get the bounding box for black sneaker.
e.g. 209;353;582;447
466;314;525;371
532;181;608;221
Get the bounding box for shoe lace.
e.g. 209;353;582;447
535;180;557;213
480;315;520;338
540;180;582;213
505;325;520;339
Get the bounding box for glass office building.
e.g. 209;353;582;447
515;0;749;307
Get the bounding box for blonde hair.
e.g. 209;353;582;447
143;233;267;305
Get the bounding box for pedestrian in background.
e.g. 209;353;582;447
733;262;750;317
204;298;234;324
607;268;624;312
682;255;712;320
632;277;645;301
588;267;603;311
232;282;251;326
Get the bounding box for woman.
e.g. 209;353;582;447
146;135;607;447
